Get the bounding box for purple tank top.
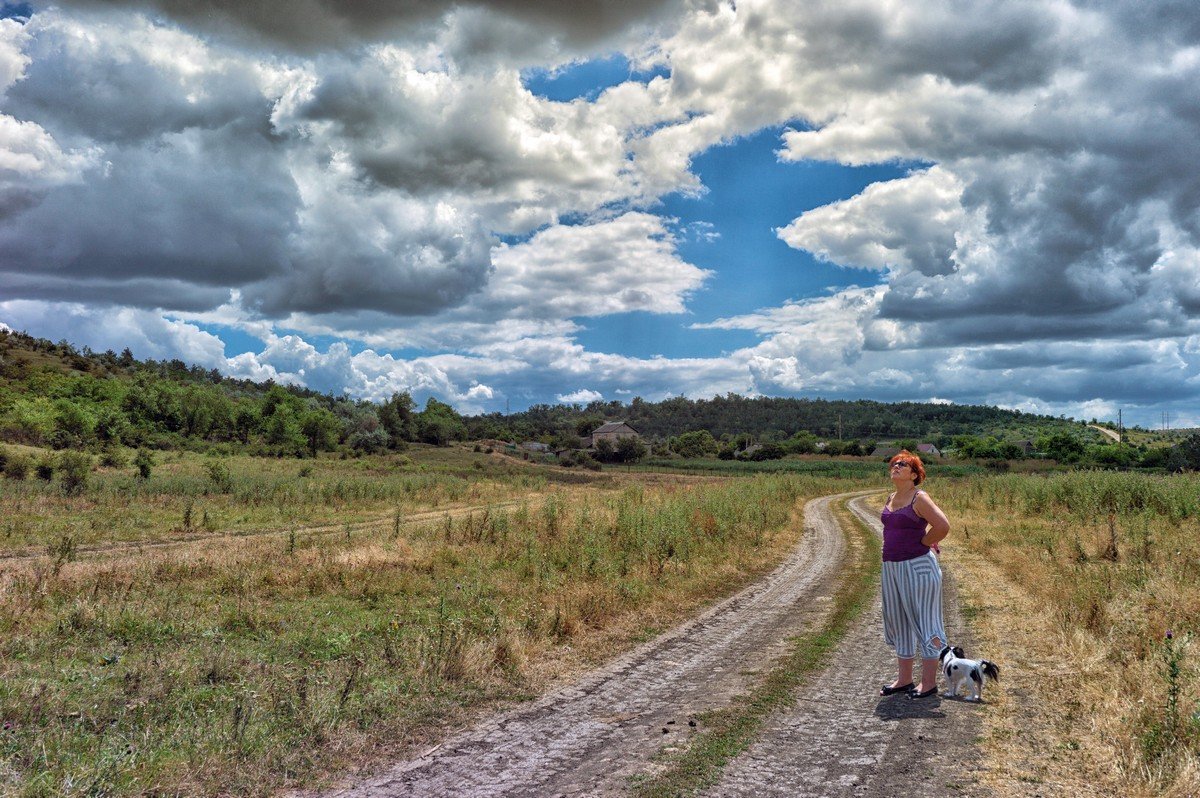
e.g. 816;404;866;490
881;491;930;562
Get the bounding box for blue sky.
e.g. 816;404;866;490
1;1;1199;427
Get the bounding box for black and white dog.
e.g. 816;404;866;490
938;645;1000;701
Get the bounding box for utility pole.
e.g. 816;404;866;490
1118;409;1123;443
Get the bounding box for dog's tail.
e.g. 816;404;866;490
981;660;1000;682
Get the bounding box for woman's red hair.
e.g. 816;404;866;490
890;450;926;486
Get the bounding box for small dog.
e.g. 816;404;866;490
938;645;1000;701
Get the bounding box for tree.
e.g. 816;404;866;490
301;408;341;456
672;429;717;458
615;436;648;464
1035;431;1086;464
344;405;389;454
784;431;817;455
594;438;615;462
575;415;606;438
264;408;307;456
417;398;467;446
378;391;416;445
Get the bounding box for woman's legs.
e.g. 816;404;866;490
891;657;914;689
917;656;939;694
883;555;947;693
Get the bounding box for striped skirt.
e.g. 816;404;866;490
881;552;948;660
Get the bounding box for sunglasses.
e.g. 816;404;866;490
889;462;910;469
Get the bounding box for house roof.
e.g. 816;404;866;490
592;421;638;435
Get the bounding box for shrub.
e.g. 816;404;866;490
34;458;55;481
99;447;127;468
57;450;92;495
133;449;154;480
3;451;29;480
205;459;233;492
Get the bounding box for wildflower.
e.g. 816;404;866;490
1166;630;1174;640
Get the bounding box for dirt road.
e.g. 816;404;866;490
1087;424;1120;442
304;490;988;798
697;495;986;797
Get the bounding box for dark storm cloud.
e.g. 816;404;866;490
0;12;499;318
43;0;683;51
962;342;1174;372
0;122;299;301
0;273;230;311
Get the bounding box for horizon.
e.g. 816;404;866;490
2;2;1198;429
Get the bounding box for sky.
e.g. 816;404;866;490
1;0;1199;428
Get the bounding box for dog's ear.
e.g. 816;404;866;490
952;646;965;659
938;645;951;659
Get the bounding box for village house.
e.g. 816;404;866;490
590;421;639;448
871;442;941;459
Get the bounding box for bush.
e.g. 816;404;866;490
3;451;29;480
205;459;233;492
99;447;127;468
34;458;54;481
133;449;154;480
57;450;92;495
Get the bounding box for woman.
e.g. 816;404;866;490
878;450;951;699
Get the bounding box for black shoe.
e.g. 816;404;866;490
910;686;939;699
879;682;914;696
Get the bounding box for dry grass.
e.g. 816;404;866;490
933;472;1200;797
0;446;578;552
0;465;870;796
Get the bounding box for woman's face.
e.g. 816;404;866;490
889;460;916;485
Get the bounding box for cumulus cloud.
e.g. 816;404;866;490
0;300;230;366
485;213;710;317
777;168;966;275
557;388;603;404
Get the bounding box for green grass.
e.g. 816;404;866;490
631;495;881;798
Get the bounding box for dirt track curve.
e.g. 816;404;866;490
304;491;989;798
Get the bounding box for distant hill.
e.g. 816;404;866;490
464;394;1091;448
0;329;432;456
0;327;1095;456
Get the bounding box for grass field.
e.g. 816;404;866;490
6;446;1199;797
0;446;874;796
0;445;589;552
936;470;1200;796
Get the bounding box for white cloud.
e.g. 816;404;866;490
556;388;602;403
486;213;710;317
777;168;967;274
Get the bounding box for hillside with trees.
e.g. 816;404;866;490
0;329;455;457
2;327;1182;470
464;394;1089;450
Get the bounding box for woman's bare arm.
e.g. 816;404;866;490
914;492;950;547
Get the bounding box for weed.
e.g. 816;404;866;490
206;460;233;493
47;533;77;575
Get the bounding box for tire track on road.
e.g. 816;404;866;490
0;497;543;566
